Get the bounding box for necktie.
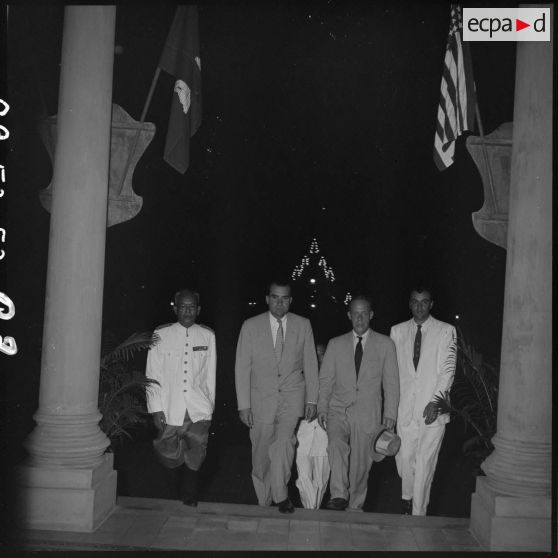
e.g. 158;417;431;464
275;318;284;362
413;324;422;370
355;336;363;377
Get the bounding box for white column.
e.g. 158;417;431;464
469;7;552;552
20;6;118;532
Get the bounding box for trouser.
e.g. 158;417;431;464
153;410;211;499
295;452;330;510
250;410;298;505
327;411;374;510
395;420;445;515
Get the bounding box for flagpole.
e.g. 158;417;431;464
116;66;162;196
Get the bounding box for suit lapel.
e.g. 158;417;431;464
284;314;297;357
344;333;356;383
357;330;375;383
261;313;275;357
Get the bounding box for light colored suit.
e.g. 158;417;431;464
317;329;399;510
235;311;319;505
390;315;456;515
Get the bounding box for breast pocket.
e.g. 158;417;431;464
164;349;182;375
193;348;208;367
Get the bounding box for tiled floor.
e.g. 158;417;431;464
21;496;483;551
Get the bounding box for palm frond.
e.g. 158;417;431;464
101;331;160;367
442;333;458;376
444;328;498;469
98;330;162;446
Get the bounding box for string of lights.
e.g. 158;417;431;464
291;238;336;282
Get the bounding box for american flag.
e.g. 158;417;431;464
433;5;477;171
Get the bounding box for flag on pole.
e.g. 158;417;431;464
433;4;476;171
159;6;202;174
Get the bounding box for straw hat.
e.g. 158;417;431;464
371;426;401;462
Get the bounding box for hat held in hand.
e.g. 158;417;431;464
373;427;401;458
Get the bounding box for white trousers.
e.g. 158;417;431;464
395;420;445;515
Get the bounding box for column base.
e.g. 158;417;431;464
19;452;117;532
470;476;551;551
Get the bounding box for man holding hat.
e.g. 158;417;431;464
390;286;456;516
317;295;400;512
146;288;216;507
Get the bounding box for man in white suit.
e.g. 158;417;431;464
146;288;216;507
235;280;319;514
390;286;456;516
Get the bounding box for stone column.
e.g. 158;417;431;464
20;6;117;532
469;8;552;552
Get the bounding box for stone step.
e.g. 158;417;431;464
116;496;471;530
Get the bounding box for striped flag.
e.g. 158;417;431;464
433;4;477;171
159;6;202;174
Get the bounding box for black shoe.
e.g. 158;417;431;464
401;499;412;515
181;465;199;505
277;498;295;514
326;498;348;511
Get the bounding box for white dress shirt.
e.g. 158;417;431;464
269;312;287;345
352;328;370;350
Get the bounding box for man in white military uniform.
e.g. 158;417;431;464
146;288;216;507
390;287;456;516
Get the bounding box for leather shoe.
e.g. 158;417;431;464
326;498;348;511
401;499;412;515
277;498;295;514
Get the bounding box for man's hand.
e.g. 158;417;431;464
317;412;327;431
305;403;317;422
239;408;254;428
423;402;439;425
152;411;166;432
382;417;396;431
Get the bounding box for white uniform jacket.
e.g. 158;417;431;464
146;322;216;425
390;316;456;428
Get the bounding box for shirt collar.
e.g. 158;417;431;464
177;322;198;332
269;312;287;326
413;315;432;330
352;328;370;341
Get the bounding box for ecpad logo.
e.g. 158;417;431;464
463;8;550;41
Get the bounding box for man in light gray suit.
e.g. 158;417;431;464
235;279;319;514
318;294;399;512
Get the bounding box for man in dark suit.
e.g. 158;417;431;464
318;294;399;512
235;279;319;513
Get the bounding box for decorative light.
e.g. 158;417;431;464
292;238;336;283
344;292;352;306
310;278;316;284
310;303;316;308
455;315;460;320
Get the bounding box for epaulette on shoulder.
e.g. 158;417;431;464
154;322;174;331
199;323;215;334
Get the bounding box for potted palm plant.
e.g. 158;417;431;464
98;330;160;447
432;329;499;474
